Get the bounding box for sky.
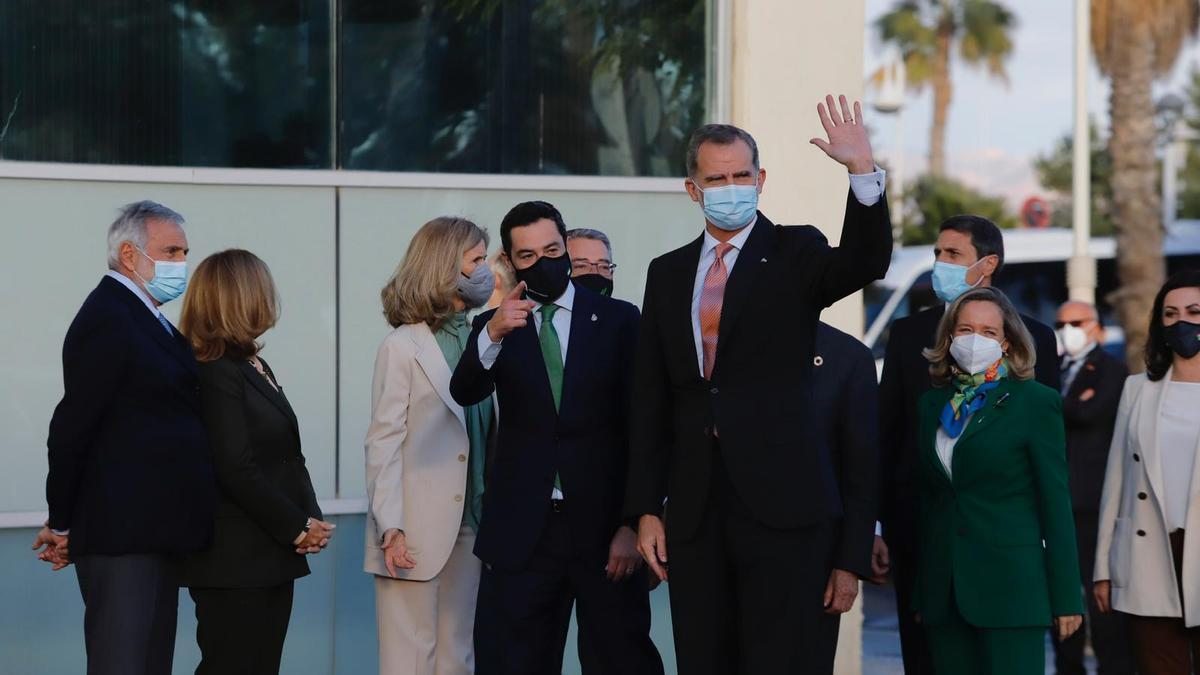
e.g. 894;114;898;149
861;0;1200;211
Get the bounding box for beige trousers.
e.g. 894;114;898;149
375;526;481;675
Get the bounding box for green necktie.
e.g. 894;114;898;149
539;304;564;411
539;304;564;492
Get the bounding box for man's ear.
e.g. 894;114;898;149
119;241;138;274
684;178;702;204
981;254;999;280
757;167;767;193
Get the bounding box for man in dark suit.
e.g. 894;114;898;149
874;214;1061;674
812;322;881;629
1051;300;1134;675
34;201;216;675
450;201;662;675
625;95;891;674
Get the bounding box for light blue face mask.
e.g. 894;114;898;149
134;248;188;304
693;180;759;231
931;259;986;304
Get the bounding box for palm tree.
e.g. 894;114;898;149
876;0;1016;177
1092;0;1198;370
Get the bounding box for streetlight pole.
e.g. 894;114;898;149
1067;0;1096;304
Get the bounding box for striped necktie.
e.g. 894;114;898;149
699;242;734;380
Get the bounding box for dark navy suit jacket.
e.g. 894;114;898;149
46;275;215;556
450;283;639;571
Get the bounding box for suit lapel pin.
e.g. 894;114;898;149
591;314;598;322
813;355;824;367
760;258;768;263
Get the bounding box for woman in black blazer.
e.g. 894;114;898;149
178;249;334;675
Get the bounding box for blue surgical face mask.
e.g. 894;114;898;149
931;259;986;304
693;179;759;231
134;247;188;304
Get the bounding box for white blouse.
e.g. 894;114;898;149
935;413;972;479
1159;380;1200;531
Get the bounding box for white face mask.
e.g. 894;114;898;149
1057;324;1093;358
950;333;1004;375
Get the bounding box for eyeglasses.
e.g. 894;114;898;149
1054;319;1094;329
571;260;617;276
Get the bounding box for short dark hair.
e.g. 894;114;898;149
686;124;759;177
1145;269;1200;381
500;201;567;255
939;215;1005;275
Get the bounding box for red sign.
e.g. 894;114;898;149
1021;197;1051;229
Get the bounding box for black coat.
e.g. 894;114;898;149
183;356;322;588
623;190;892;545
811;323;881;577
877;303;1061;545
45;275;215;556
1061;346;1127;514
450;284;640;571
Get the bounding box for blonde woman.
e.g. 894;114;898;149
365;217;494;675
913;286;1083;673
179;249;331;675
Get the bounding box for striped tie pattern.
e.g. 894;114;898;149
699;242;733;380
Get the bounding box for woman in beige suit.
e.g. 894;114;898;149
1095;270;1200;674
365;217;495;675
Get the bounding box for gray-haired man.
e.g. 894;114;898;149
567;228;617;297
34;201;215;675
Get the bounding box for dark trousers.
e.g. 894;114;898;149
889;534;935;675
189;582;295;675
75;553;180;675
1052;510;1135;675
667;444;841;675
1127;530;1200;675
474;505;663;675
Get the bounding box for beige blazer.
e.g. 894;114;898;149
1095;369;1200;625
364;322;470;581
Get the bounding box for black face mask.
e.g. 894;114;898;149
515;253;572;303
1166;320;1200;359
572;273;613;297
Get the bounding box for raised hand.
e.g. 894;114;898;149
486;281;537;342
810;94;875;174
32;526;70;571
381;528;417;577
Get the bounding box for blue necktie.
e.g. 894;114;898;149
156;313;173;336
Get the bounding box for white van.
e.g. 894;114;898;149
862;220;1200;367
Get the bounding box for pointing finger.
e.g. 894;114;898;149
506;281;528;302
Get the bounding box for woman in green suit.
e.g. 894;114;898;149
914;286;1084;673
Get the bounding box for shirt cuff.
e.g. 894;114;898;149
848;166;886;207
51;528;69;536
476;330;504;370
874;521;882;537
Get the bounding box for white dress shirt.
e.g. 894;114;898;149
1159;380;1200;531
689;168;887;376
477;281;575;499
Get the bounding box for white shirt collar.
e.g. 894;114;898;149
701;216;757;257
105;270;162;318
537;278;576;313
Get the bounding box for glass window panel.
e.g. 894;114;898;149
338;0;709;175
0;0;332;168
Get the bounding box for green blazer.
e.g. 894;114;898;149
914;377;1084;628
